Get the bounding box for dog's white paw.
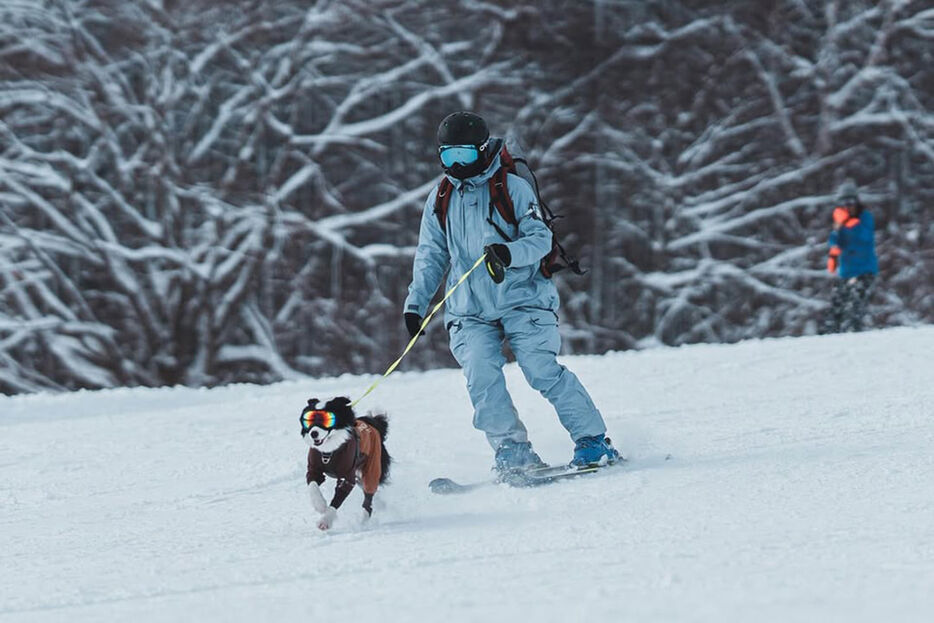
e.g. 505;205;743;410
307;482;328;514
316;507;337;531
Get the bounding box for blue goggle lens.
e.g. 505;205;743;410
439;145;479;168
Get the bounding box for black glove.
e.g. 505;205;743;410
404;312;425;338
483;244;511;284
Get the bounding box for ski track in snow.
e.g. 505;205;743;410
1;327;933;622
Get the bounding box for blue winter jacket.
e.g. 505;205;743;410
828;209;878;279
404;148;558;324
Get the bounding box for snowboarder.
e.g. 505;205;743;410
403;111;619;475
822;180;878;333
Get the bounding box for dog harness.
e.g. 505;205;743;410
319;427;361;467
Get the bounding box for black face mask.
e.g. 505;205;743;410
444;155;488;180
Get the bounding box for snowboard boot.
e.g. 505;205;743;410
493;439;546;482
570;435;620;467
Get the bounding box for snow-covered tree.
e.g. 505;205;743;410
1;0;931;394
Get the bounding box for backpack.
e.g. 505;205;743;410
432;140;584;278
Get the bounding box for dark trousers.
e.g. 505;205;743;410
822;274;875;334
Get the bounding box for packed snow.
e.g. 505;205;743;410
1;326;933;622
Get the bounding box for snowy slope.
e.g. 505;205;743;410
1;327;933;622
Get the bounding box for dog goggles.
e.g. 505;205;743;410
300;410;337;431
439;144;481;168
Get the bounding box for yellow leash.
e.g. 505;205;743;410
350;254;486;407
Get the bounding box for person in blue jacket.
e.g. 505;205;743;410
823;180;878;333
404;111;619;473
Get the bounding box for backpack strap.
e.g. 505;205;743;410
482;144;519;241
498;144;516;173
488;166;516;225
433;176;454;230
487;166;517;242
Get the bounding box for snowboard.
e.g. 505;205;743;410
428;460;622;495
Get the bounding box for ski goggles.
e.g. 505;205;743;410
438;143;484;168
300;410;337;432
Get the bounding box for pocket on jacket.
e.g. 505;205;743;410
446;272;479;316
447;320;467;361
525;307;559;328
512;308;560;355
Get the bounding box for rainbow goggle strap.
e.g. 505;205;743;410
300;410;337;433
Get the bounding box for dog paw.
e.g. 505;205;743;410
316;507;337;531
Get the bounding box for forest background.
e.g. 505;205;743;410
1;0;931;394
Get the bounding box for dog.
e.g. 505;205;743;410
300;396;391;530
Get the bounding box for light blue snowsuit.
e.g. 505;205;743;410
404;147;606;449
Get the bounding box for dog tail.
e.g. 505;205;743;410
359;414;391;484
358;414;388;439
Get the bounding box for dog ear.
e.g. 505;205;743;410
323;396;353;414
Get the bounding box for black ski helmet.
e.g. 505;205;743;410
837;180;859;205
438;111;489;146
836;179;863;215
437;111;491;179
